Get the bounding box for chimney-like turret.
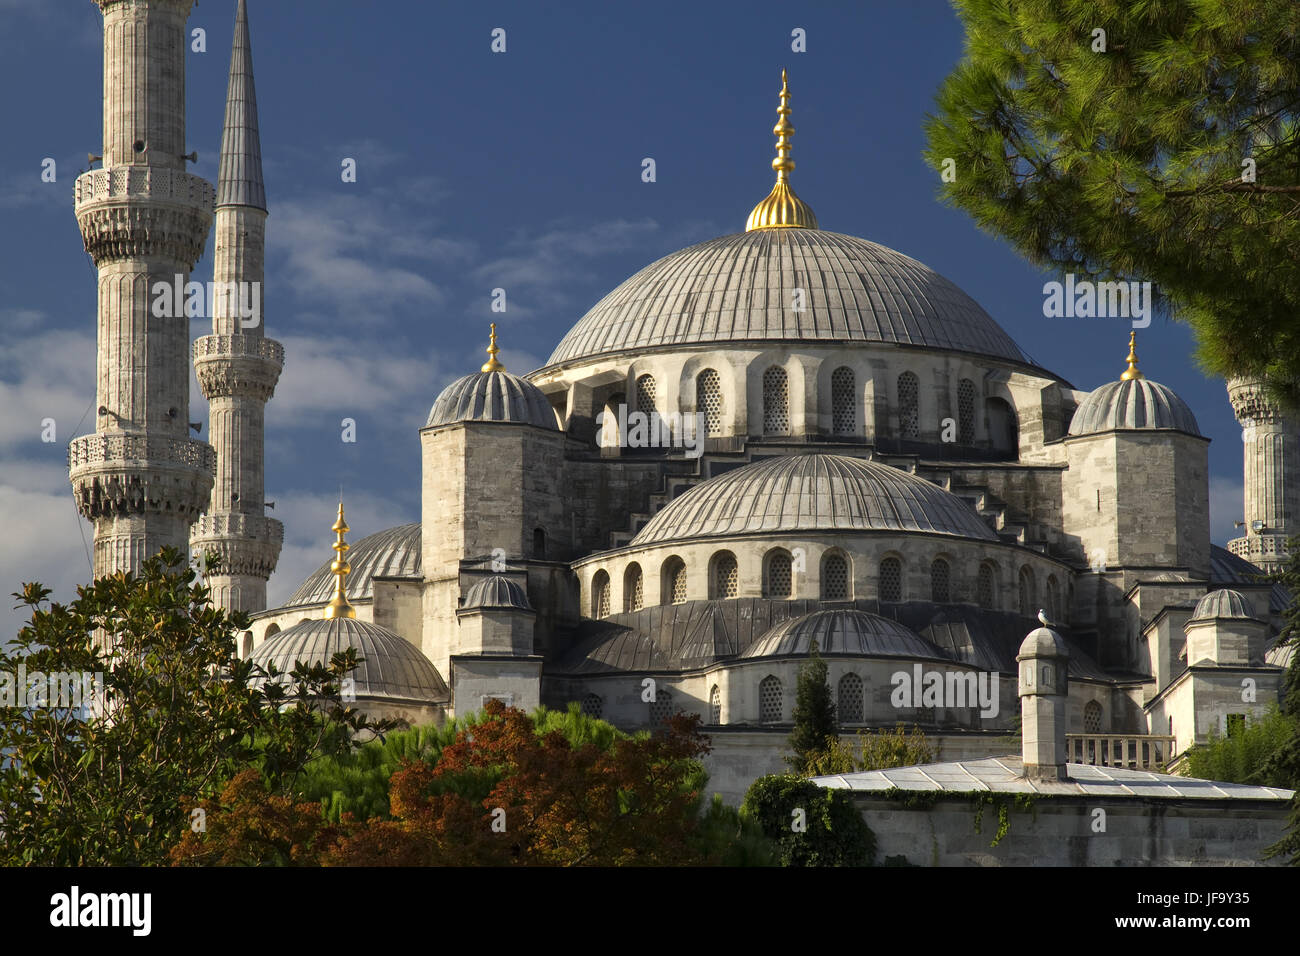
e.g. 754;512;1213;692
1017;623;1070;781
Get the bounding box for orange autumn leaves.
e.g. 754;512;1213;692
171;699;713;866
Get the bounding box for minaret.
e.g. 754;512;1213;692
191;0;284;613
70;0;215;577
1227;376;1299;573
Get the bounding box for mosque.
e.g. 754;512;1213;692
71;1;1298;801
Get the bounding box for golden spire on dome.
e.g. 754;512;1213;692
745;68;818;231
481;322;506;373
1120;331;1144;381
323;501;356;620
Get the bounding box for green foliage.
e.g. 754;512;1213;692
1263;540;1300;864
740;774;876;866
1180;705;1296;790
786;638;838;773
0;549;390;866
925;0;1300;408
804;723;935;776
694;794;778;866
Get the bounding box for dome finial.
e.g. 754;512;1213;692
1121;331;1144;381
481;322;506;373
323;500;356;620
745;69;818;231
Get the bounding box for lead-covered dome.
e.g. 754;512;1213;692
631;453;998;545
249;617;449;703
542;229;1032;369
1191;589;1254;622
1068;378;1201;437
742;609;942;659
462;575;533;611
427;369;558;430
287;522;421;608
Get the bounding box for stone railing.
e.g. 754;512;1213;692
74;166;215;211
68;433;216;473
193;334;284;366
190;512;284;544
1066;734;1176;770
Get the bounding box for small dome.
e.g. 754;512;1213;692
426;369;557;430
1191;589;1254;622
631;453;998;546
742;609;941;659
1018;626;1069;659
462;575;533;611
286;523;421;608
249;616;448;703
1068;378;1200;436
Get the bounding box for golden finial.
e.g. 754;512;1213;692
745;68;818;231
481;322;506;373
1120;331;1144;381
323;501;356;619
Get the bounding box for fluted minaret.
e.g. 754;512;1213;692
1227;377;1299;572
70;0;215;577
190;0;284;613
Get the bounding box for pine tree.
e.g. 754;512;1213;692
925;0;1300;409
787;638;838;774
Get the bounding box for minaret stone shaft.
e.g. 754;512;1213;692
70;0;215;577
191;0;284;614
1227;377;1299;572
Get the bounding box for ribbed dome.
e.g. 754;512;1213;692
1068;378;1200;436
249;617;448;703
1018;626;1069;659
1191;589;1254;621
542;230;1032;368
631;453;998;546
287;523;420;607
426;370;557;430
462;575;532;611
742;609;940;659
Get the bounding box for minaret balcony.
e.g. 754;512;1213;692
193;334;284;401
191;514;284;578
68;434;215;521
74;167;215;268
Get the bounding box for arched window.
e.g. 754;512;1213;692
764;549;793;599
878;556;903;602
958;379;976;444
831;366;856;435
759;675;783;723
822;553;850;600
662;556;687;605
240;631;254;658
1046;575;1060;623
986;397;1018;456
1018;566;1036;617
635;374;657;415
592;571;611;619
709;685;721;724
838;673;864;723
624;563;644;612
1083;700;1103;733
532;528;546;559
697;368;723;437
977;562;997;610
264;622;280;641
601;392;625;449
711;551;739;599
763;366;788;435
898;371;920;440
930;558;951;603
649;689;673;726
581;693;603;719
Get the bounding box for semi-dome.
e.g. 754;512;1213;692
742;609;942;659
286;522;421;608
427;369;557;430
541;229;1033;369
462;575;533;611
1068;334;1200;436
630;453;999;546
249;616;449;703
1191;589;1254;622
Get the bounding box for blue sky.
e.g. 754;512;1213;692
0;0;1246;636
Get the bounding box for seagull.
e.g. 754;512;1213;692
1037;609;1055;628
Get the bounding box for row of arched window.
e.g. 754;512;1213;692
627;368;983;441
590;552;1065;619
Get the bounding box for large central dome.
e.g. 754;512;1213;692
543;228;1031;369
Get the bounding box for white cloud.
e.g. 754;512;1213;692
0;326;96;451
1209;474;1244;546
